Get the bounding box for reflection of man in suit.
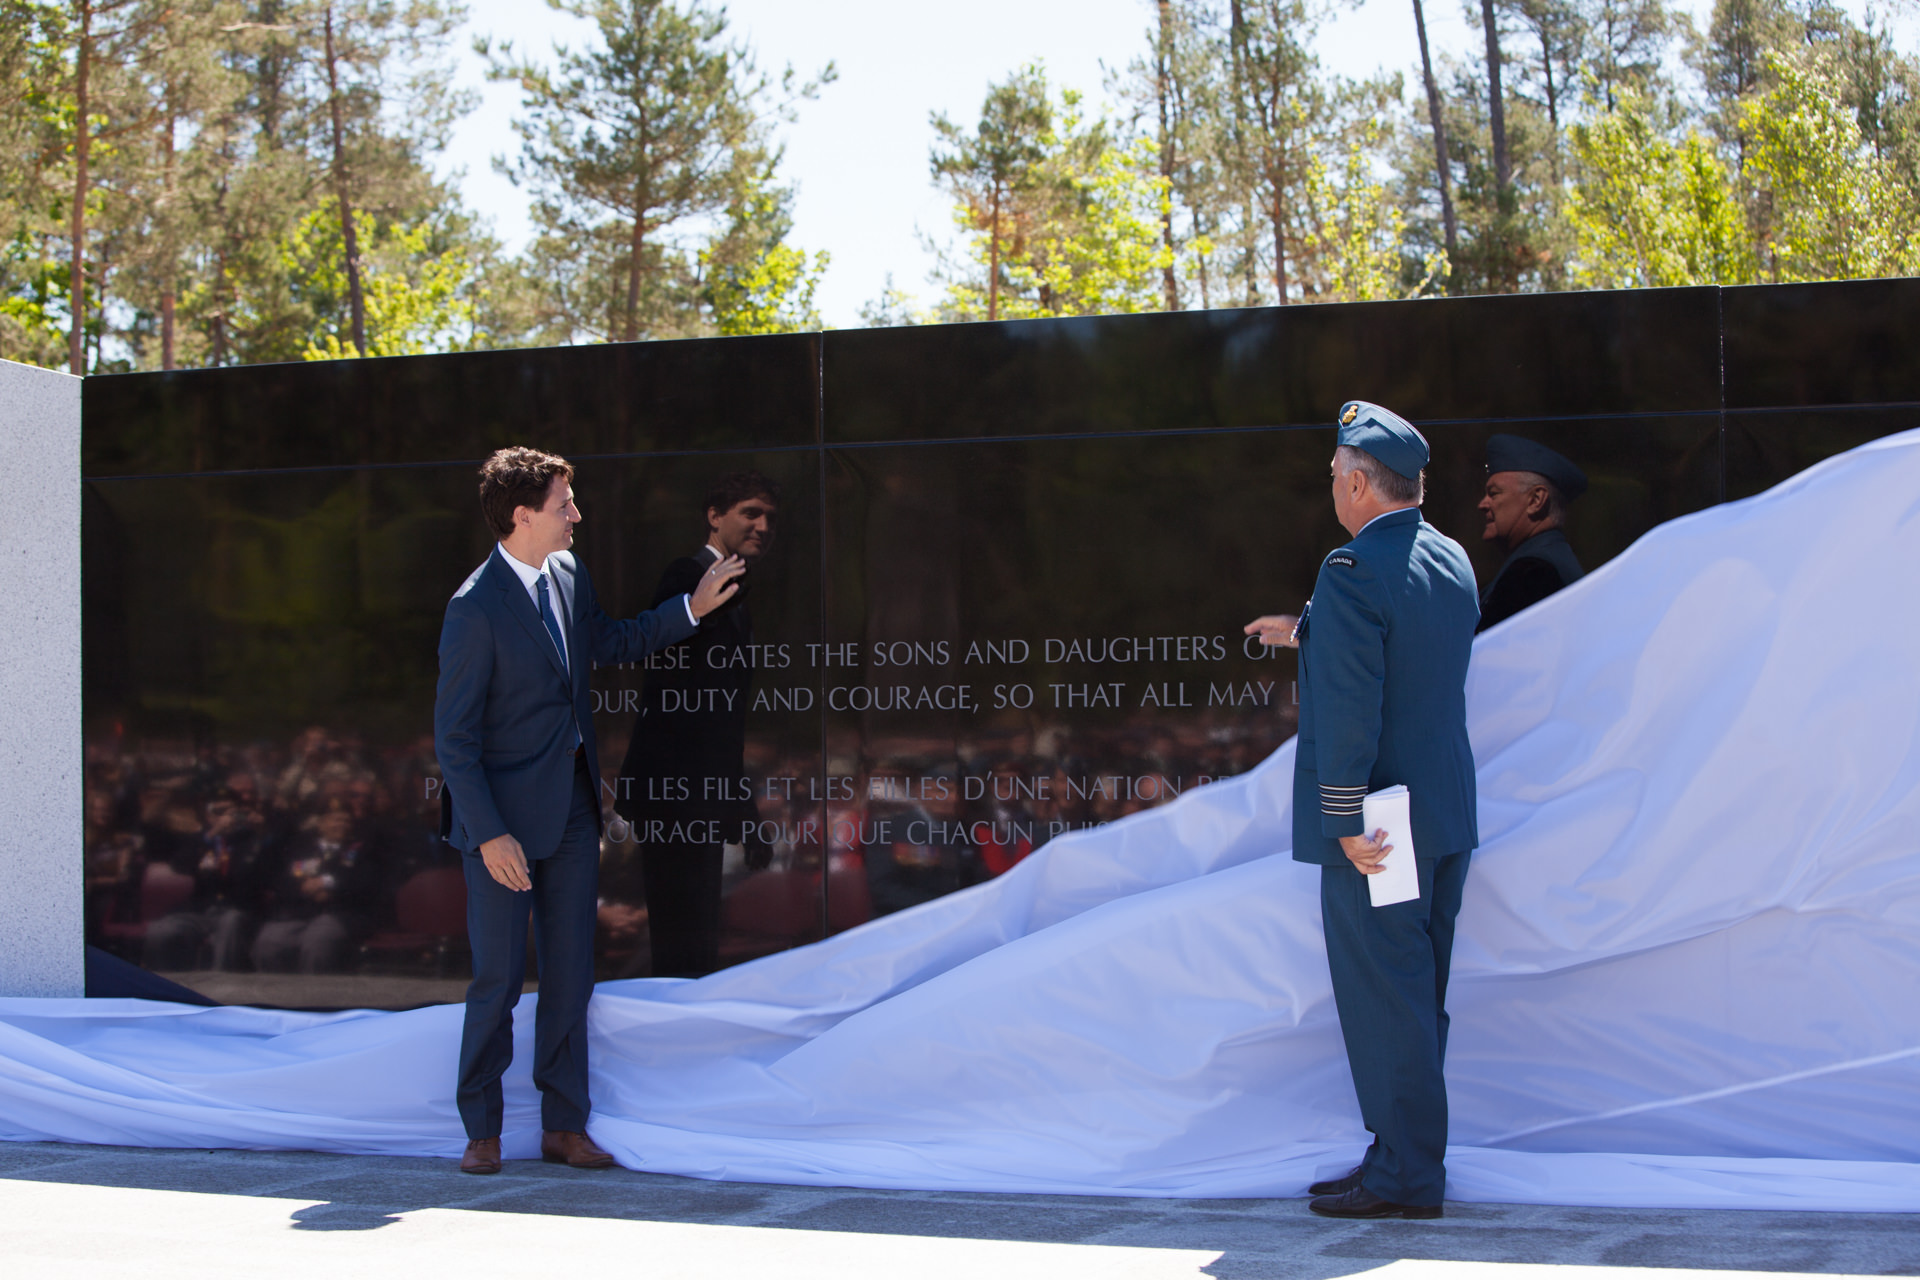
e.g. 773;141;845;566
1476;434;1587;632
614;472;778;978
435;447;742;1175
1245;402;1478;1220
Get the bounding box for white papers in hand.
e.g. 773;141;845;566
1361;784;1420;907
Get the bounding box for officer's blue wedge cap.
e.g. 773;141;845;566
1485;433;1588;501
1336;401;1429;480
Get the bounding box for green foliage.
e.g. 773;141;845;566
699;169;828;335
0;234;68;367
1305;130;1441;302
929;62;1058;320
282;206;480;359
1567;91;1756;287
994;135;1174;319
933;67;1173;320
1739;50;1920;282
9;0;1920;360
704;239;828;336
0;0;69;368
855;274;928;328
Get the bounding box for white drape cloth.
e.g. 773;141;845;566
5;429;1918;1210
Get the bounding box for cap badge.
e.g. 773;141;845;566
1341;405;1358;425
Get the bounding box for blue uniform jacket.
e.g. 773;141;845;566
434;546;697;861
1292;507;1480;865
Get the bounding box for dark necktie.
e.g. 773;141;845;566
536;574;568;672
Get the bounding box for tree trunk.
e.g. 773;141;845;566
1156;0;1179;311
1540;29;1561;187
626;209;645;341
160;97;176;370
1196;214;1211;309
209;248;228;367
1271;182;1288;305
69;0;93;376
1482;0;1510;194
987;183;1001;321
1228;0;1258;305
324;6;368;356
1412;0;1458;262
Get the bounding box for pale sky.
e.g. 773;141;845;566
439;0;1912;329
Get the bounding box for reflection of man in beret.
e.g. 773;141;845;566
1476;434;1587;632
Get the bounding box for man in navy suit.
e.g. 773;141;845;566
435;446;743;1174
1246;402;1479;1219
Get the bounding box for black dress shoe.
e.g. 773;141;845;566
1308;1164;1365;1196
1309;1186;1442;1219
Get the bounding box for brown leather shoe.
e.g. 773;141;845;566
460;1137;502;1175
541;1129;616;1169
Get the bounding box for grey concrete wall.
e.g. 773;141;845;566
0;358;83;997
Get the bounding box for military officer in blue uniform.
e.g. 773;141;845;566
1245;401;1480;1219
1476;433;1587;632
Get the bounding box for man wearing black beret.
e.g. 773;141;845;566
1476;434;1587;632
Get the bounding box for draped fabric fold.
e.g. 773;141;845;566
5;428;1918;1210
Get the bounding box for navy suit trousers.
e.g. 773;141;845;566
457;755;601;1139
1319;851;1471;1207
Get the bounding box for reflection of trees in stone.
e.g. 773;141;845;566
99;471;462;743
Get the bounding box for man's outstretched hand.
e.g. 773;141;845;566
690;554;746;619
479;833;532;891
1244;614;1301;649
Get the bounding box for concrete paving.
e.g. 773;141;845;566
1;1139;1915;1279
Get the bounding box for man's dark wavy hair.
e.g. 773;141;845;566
704;470;780;524
478;446;574;539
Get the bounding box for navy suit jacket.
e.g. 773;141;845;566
434;546;698;861
1291;507;1480;866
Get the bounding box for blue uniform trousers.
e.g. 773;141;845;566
1319;850;1471;1207
457;754;601;1140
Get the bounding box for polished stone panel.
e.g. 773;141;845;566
1724;407;1917;502
1722;280;1920;500
77;279;1920;1006
824;288;1722;443
82;332;820;478
1724;277;1920;409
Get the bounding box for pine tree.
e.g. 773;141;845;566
931;66;1172;320
486;0;828;343
930;64;1052;322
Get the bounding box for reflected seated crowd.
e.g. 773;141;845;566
86;727;451;980
83;717;1278;990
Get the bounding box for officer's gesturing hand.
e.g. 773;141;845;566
690;554;746;618
1339;829;1393;875
1244;614;1302;649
